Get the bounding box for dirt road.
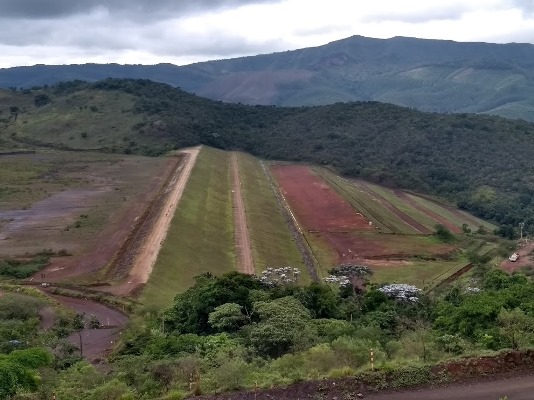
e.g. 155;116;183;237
47;294;127;361
119;147;200;293
365;372;534;400
231;153;255;275
501;240;534;272
199;371;534;399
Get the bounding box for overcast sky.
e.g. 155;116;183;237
1;0;534;68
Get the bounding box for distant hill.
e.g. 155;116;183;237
2;36;534;120
1;78;534;234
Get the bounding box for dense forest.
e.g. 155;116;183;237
1;78;534;235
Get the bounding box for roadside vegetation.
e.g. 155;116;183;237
28;262;534;399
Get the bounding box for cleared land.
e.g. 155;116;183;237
0;151;171;280
140;147;236;307
237;153;308;278
270;164;495;287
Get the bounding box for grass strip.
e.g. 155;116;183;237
141;147;235;307
237;153;309;280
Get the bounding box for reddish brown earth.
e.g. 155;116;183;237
271;165;372;232
272;165;373;264
395;190;463;233
231;153;255;275
501;240;534;272
271;166;453;265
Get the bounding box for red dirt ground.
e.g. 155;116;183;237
501;240;534;272
272;165;375;264
271;165;455;265
271;165;372;232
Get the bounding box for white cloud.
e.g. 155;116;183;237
1;0;534;67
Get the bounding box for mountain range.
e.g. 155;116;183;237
2;35;534;121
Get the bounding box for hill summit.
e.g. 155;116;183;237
2;36;534;120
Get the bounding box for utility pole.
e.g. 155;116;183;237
519;222;525;241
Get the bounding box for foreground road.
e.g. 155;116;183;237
365;372;534;400
49;294;127;361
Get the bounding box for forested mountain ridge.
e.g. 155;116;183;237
1;78;533;235
3;36;534;120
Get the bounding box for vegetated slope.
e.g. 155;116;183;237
1;79;533;235
236;153;308;279
141;146;235;307
3;36;534;120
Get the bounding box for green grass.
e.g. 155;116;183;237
371;259;466;289
141;147;236;308
2;89;172;155
237;153;308;280
302;232;337;278
407;193;496;231
364;183;440;232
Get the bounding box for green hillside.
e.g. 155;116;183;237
1;79;533;236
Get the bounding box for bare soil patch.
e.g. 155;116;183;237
501;240;534;272
231;153;255;275
271;165;372;232
272;165;374;264
0;188;109;255
271;165;452;265
31;158;176;282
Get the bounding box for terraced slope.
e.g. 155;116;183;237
271;164;495;288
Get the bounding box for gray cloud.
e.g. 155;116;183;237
363;5;467;24
0;0;278;19
509;0;534;15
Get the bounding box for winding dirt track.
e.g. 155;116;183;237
231;153;255;275
43;293;127;362
115;147;200;294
